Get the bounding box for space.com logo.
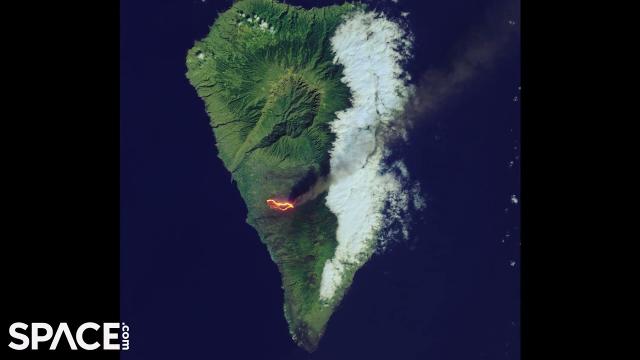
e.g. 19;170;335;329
8;322;130;351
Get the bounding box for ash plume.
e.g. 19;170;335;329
293;174;332;206
400;0;520;131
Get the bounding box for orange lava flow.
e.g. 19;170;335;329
266;199;295;212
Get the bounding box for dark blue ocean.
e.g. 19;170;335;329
120;0;521;359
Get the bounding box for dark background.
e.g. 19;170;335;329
4;0;119;359
120;1;520;359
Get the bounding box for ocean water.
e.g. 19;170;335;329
120;0;520;359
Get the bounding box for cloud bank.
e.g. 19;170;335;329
319;10;420;302
318;0;519;302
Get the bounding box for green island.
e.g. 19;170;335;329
186;0;362;351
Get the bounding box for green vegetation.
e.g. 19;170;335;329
186;0;360;351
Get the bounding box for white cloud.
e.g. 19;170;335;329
319;10;418;302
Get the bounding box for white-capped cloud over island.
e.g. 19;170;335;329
320;10;422;302
319;0;519;303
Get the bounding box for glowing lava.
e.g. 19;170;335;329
266;199;295;212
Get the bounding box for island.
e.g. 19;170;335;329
186;0;415;351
